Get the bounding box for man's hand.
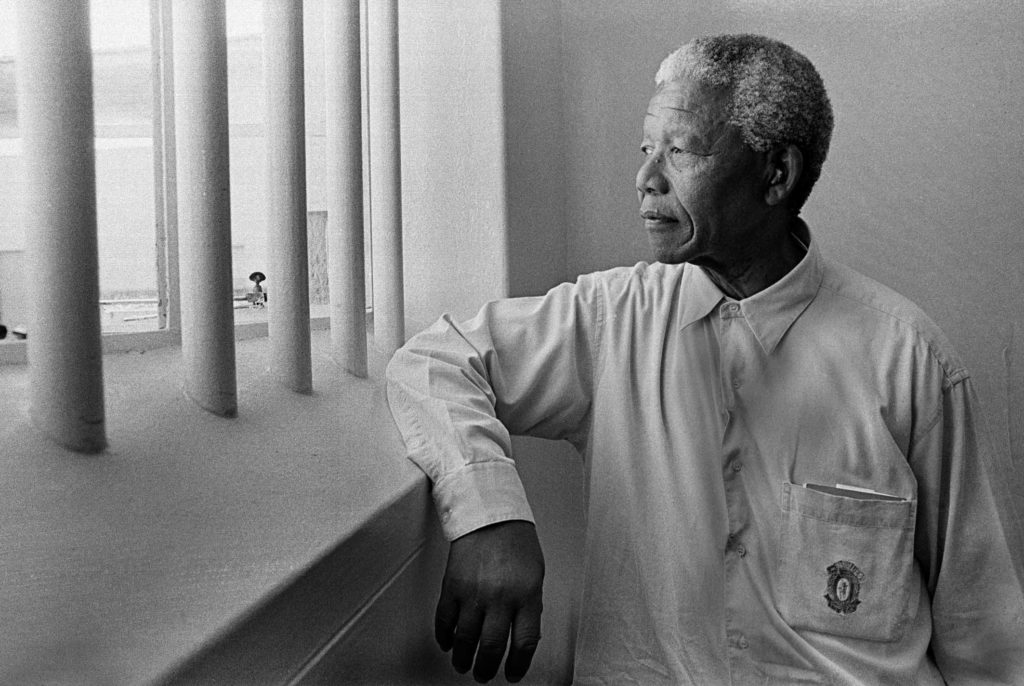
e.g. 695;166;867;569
435;520;545;683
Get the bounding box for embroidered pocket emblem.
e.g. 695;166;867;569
825;560;864;615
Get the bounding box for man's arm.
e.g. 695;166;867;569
386;276;604;681
912;377;1024;683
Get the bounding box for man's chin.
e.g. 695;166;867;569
648;235;695;265
653;253;687;265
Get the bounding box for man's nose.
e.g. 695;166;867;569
636;154;668;195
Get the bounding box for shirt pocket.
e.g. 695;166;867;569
775;482;917;642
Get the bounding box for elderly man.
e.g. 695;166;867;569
386;34;1023;684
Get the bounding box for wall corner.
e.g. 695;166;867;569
499;0;569;298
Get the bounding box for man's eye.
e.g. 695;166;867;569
669;147;684;155
640;145;654;155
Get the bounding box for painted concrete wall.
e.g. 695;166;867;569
398;0;571;326
399;1;508;328
0;332;447;684
501;0;568;299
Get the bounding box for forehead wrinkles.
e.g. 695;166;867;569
644;93;730;150
652;80;729;121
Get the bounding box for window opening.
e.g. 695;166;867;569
0;0;162;338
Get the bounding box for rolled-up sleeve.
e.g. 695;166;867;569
912;376;1024;683
385;276;604;540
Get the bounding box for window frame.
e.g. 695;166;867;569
0;0;336;367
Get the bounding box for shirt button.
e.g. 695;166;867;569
732;462;743;472
737;636;749;649
736;544;747;557
732;380;742;389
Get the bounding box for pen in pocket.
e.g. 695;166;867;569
803;482;907;502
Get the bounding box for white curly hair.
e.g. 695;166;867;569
656;34;833;210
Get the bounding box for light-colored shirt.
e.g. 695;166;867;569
386;228;1024;685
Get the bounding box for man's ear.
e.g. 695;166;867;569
765;144;803;207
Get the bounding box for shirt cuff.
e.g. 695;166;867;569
431;459;535;540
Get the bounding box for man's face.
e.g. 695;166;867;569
637;78;769;268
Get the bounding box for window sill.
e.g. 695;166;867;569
0;329;433;684
0;314;335;365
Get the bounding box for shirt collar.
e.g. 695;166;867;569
678;220;824;355
678;263;726;332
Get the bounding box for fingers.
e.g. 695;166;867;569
505;600;542;683
437;589;519;683
472;610;513;683
440;599;538;683
435;585;459;652
450;604;483;675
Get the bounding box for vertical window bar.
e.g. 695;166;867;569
263;0;312;392
173;0;237;417
367;0;405;354
17;0;106;453
151;0;180;335
326;0;368;377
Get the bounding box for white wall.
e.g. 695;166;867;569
399;0;509;328
501;1;568;298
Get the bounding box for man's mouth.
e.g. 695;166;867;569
641;210;677;225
